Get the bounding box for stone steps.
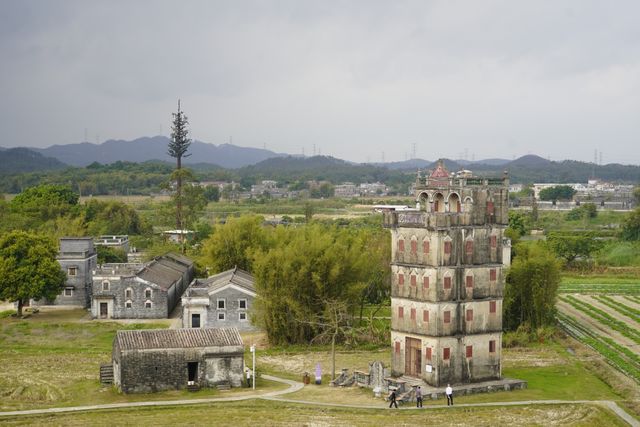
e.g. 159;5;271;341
100;364;114;385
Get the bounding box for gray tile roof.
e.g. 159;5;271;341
115;327;243;351
192;267;255;295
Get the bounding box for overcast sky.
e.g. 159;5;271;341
1;0;639;164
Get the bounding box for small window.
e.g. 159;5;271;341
423;241;430;254
490;301;497;314
191;313;201;328
398;239;405;252
217;298;226;310
398;273;404;286
444;310;451;323
145;288;152;299
398;306;404;319
490;269;497;281
125;300;132;309
410;308;416;321
239;312;247;321
465;240;473;255
487;201;494;216
64;288;73;297
218;312;226;321
466;275;473;288
102;281;110;291
410;240;417;253
466;309;473;322
238;299;247;309
125;288;132;299
67;267;77;276
425;347;432;361
489;340;496;353
443;347;450;360
394;341;400;354
423;310;429;323
423;276;430;289
410;275;416;286
444;241;452;255
444;276;452;289
145;300;152;309
466;345;473;358
490;235;497;248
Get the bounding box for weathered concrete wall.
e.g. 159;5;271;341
91;277;168;319
50;238;97;307
204;287;256;331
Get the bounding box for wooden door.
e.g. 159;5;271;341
100;302;108;319
405;337;422;377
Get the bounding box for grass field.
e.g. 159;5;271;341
0;400;626;426
1;307;638;424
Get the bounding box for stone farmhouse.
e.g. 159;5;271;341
112;328;244;393
182;267;257;331
91;253;194;319
383;161;509;386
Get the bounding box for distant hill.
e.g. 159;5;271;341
30;136;284;168
0;148;68;174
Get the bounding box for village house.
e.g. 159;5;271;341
91;253;194;319
111;328;244;393
182;267;257;331
50;237;98;308
383;162;509;386
94;235;130;253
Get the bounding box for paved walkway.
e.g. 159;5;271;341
0;376;637;427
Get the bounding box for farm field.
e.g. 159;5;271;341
556;274;640;388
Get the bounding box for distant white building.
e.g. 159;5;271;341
335;183;358;198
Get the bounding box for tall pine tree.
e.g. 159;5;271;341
168;100;191;231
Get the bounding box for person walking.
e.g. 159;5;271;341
388;389;398;408
445;384;453;406
245;367;252;388
415;386;423;408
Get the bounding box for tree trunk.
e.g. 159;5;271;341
331;331;336;381
176;156;182;231
17;299;24;317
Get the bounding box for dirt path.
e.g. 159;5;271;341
556;300;639;352
615;296;640;311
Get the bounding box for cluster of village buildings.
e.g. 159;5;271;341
197;180;389;199
511;180;636;210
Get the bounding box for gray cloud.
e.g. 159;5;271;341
1;0;639;164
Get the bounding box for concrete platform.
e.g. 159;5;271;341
399;377;528;400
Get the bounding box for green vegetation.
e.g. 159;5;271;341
504;242;561;330
593;295;640;323
557;312;640;384
620;207;640;241
539;185;576;202
559;296;640;345
0;231;67;316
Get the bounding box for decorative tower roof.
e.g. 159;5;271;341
430;160;449;178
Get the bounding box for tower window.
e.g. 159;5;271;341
410;308;416;321
489;340;496;353
398;273;404;286
410;240;417;253
398;306;404;319
423;310;429;322
444;241;452;255
443;347;450;360
466;345;473;358
410;275;416;286
423;241;430;254
466;275;473;288
490;301;497;314
398;239;405;252
466;309;473;322
444;310;451;323
444;276;451;289
423;276;430;289
490;269;497;281
465;240;473;255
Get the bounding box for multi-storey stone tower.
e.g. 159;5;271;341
383;162;509;386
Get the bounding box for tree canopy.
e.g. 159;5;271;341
0;231;66;316
503;242;561;331
538;185;576;202
620;207;640;241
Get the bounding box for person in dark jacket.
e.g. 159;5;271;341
388;389;398;408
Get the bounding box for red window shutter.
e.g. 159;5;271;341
466;345;473;358
410;275;416;286
487;201;494;215
490;235;497;248
426;347;432;361
398;273;404;286
434;200;440;212
410;308;416;320
457;202;462;213
398;306;404;318
398;239;405;252
423;241;430;254
443;347;450;360
489;340;496;353
395;342;400;354
444;310;451;323
466;275;473;288
410;240;417;253
444;276;451;289
466;309;473;321
423;276;430;289
444;241;452;255
490;301;497;314
490;269;497;281
465;240;473;255
423;310;429;322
